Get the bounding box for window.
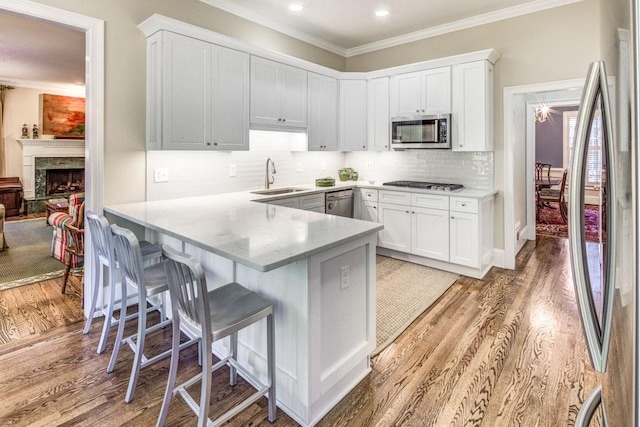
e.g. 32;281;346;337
564;110;602;187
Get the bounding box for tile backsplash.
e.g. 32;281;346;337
147;147;493;201
345;150;494;190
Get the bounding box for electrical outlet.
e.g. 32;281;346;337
154;168;169;183
478;163;485;175
297;162;304;172
366;161;372;170
340;265;350;290
321;161;326;170
229;164;236;177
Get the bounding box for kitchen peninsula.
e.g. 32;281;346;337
104;191;382;426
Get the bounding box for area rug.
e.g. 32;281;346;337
536;204;600;242
374;255;458;355
0;218;65;290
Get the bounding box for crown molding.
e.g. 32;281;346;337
199;0;582;58
0;77;85;96
198;0;347;57
346;0;582;57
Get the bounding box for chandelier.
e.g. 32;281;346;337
534;106;550;123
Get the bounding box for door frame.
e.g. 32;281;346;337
0;0;104;314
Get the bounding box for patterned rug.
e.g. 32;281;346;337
375;255;458;355
0;218;65;290
536;204;600;242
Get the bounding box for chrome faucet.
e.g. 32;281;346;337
265;158;276;189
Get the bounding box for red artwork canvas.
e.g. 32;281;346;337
41;94;85;137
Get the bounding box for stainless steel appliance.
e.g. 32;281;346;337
325;189;354;218
383;180;464;192
570;59;636;424
391;114;450;150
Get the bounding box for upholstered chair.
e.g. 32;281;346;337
49;193;85;267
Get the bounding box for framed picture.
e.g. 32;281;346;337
40;94;85;138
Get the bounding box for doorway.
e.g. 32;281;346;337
0;0;104;315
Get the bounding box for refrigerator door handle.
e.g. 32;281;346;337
576;385;604;427
568;60;616;374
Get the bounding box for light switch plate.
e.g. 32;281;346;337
229;164;236;177
154;168;169;183
366;161;372;170
321;161;326;170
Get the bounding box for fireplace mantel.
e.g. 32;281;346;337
18;138;85;199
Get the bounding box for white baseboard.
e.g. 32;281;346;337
492;249;506;269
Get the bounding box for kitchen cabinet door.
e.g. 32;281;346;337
308;72;338;151
211;45;250;150
378;202;411;253
451;60;493;151
251;56;307;129
390;72;421;116
368;77;390;151
280;64;307;128
161;32;212;150
450;211;479;267
412;206;449;261
422;66;451;115
339;79;368;151
360;200;378;222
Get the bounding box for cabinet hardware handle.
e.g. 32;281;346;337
406;210;410;213
362;145;366;148
282;118;286;122
461;203;466;206
416;109;419;113
412;211;415;214
214;142;218;146
451;216;455;219
278;118;282;122
206;142;211;146
373;206;377;209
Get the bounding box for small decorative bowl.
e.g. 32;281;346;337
338;168;353;181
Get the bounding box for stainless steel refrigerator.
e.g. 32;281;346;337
569;6;638;425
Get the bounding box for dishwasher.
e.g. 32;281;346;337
325;189;354;218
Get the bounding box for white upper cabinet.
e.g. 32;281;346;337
339;79;368;151
147;31;249;150
251;56;307;129
307;72;338;151
451;60;493;152
367;77;390;151
390;66;451;117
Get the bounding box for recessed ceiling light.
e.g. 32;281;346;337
289;3;303;12
375;9;389;17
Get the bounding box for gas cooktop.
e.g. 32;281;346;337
382;180;464;192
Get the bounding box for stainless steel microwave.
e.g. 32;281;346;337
390;114;451;149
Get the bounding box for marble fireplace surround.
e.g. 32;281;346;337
18;139;85;199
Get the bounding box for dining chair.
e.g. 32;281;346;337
537;168;569;223
83;211;164;355
535;162;552;182
109;224;198;403
157;244;276;426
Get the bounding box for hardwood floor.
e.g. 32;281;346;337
0;236;600;426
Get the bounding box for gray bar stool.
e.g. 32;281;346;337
83;210;164;354
109;224;198;403
157;244;276;426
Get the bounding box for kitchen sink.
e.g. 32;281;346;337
251;187;310;195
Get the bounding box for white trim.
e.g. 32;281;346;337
0;78;85;97
199;0;581;58
0;0;105;318
503;78;584;269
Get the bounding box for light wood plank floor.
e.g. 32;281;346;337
0;236;600;426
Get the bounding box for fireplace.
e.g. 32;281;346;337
46;168;85;196
35;157;85;199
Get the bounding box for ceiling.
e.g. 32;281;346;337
0;0;578;87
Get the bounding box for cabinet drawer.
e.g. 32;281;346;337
411;193;449;210
379;190;411;205
450;197;478;213
299;193;325;210
359;189;378;202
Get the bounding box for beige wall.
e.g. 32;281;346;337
22;0;345;205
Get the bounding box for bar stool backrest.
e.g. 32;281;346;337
110;224;146;296
86;211;115;267
162;244;210;336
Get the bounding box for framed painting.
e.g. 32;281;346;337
40;94;85;138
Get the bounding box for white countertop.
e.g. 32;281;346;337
104;182;494;272
105;190;383;272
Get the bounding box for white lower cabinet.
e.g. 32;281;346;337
412;206;449;261
360;201;378;222
376;190;494;278
378;202;411;252
266;193;325;212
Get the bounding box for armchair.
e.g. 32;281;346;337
49;193;85;270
